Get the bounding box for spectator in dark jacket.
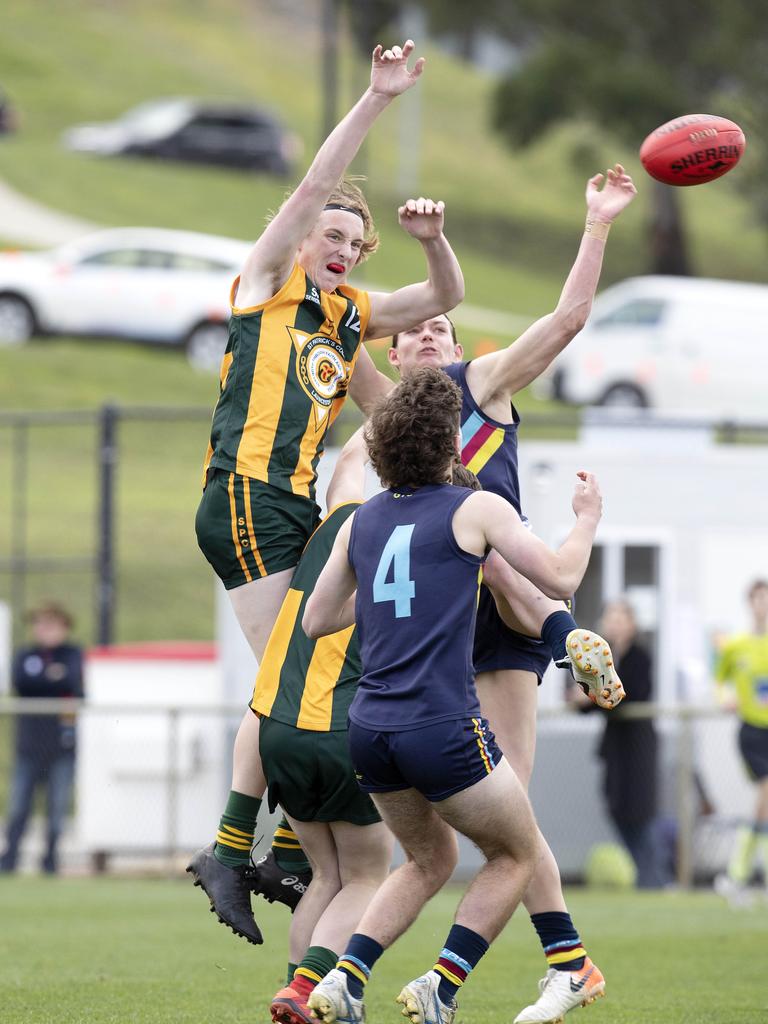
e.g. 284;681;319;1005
571;598;667;888
0;602;84;874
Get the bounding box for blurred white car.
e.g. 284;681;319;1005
0;227;252;370
536;275;768;419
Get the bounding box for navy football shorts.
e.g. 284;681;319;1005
472;585;552;681
739;721;768;780
348;715;503;802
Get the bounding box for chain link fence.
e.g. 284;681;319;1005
0;699;756;888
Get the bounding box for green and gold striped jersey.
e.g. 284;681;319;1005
716;632;768;728
251;502;361;731
203;263;370;501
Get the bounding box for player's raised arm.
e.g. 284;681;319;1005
303;516;358;637
237;41;426;307
347;345;395;416
464;164;637;405
457;473;602;600
365;197;464;339
324;427;369;510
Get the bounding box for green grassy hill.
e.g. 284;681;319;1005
2;0;766;314
0;0;764;643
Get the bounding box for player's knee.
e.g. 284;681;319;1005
407;832;458;890
310;862;343;893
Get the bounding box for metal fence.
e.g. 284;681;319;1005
0;699;756;888
0;404;216;648
4;403;768;650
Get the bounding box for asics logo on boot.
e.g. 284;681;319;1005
281;877;308;895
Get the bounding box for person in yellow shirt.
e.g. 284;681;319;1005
714;578;768;904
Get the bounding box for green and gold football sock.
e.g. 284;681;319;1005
214;790;261;868
272;816;311;874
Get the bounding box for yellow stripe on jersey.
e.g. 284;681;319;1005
251;588;305;715
219;350;234;389
202;440;215;486
296;626;356;730
235;264;305;480
465;427;506;475
242;476;267;577
290;403;321;499
227;473;253;583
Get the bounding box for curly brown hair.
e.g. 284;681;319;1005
268;176;379;263
365;367;463;490
452;462;481;491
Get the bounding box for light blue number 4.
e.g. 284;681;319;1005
373;524;416;619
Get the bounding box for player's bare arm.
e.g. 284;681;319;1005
324;428;368;510
236;41;425;307
365;197;465;339
465;165;637;409
454;473;602;599
348;346;395;415
303;517;358;637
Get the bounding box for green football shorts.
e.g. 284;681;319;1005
259;716;382;826
195;469;321;588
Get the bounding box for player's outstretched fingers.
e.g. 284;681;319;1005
401;39;415;57
372;44;383;61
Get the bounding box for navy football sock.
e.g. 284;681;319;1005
541;610;577;664
434;923;489;1004
531;911;586;971
337;934;384;998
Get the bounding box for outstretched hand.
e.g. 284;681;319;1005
371;39;425;98
586;163;637;223
398;197;445;240
572;471;603;521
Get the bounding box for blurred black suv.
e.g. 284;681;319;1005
63;97;300;175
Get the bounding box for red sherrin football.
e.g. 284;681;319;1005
639;114;745;186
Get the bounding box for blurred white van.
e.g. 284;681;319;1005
537;276;768;419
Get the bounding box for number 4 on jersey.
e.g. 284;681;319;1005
373;523;415;618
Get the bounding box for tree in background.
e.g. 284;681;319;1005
415;0;765;276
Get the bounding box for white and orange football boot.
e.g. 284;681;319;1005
558;629;625;709
513;957;606;1023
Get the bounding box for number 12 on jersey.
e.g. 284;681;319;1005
373;524;415;619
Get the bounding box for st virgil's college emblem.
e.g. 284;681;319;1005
288;327;351;431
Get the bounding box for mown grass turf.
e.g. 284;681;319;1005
0;876;766;1023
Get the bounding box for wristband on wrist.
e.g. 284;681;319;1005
584;217;611;241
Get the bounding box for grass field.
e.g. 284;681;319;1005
0;877;766;1023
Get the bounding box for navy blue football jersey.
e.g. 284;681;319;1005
442;361;522;514
347;484;484;731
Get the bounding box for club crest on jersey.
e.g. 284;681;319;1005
288;327;350;430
